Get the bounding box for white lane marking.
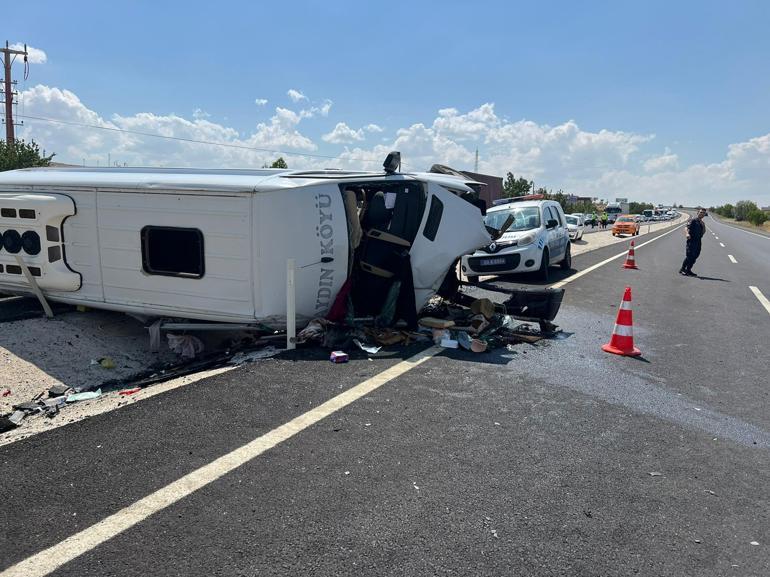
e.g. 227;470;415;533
0;347;440;577
550;224;685;289
750;286;770;317
715;236;719;240
719;242;725;247
728;254;738;263
710;217;770;240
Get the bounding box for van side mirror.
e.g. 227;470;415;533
546;219;558;229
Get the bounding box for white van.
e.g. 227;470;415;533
0;159;492;326
461;199;571;282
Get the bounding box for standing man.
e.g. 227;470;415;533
679;207;707;276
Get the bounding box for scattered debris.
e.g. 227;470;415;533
66;389;102;403
353;339;381;355
8;410;25;425
418;317;455;329
750;541;759;546
118;387;142;396
648;471;663;477
90;357;116;369
1;388;10;397
330;351;349;363
0;416;18;432
48;384;71;397
228;347;279;365
167;334;205;359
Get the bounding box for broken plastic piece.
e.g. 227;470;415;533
440;338;458;349
8;410;25;425
48;384;71;397
229;347;279;365
118;387;142;396
66;389;102;403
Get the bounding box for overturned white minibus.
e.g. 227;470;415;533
0;157;492;327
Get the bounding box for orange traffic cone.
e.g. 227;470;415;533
602;286;641;356
622;240;639;269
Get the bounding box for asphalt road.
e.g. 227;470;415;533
1;223;768;577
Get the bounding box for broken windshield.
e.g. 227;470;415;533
485;206;540;232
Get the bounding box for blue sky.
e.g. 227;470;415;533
4;0;770;206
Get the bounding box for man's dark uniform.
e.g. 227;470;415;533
680;217;705;275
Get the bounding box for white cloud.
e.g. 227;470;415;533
644;148;679;172
287;89;307;103
254;98;268;106
14;89;770;207
322;122;365;144
192;109;210;120
10;43;47;64
17;85;316;168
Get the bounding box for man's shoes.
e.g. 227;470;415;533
679;269;688;276
685;270;697;277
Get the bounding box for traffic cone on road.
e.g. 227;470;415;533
622;240;639;269
602;286;642;357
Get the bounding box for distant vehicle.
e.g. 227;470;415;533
612;215;640;237
565;214;585;241
642;209;654;221
583;212;598;226
605;203;626;223
633;214;643;223
462;199;571;282
0;154;494;326
570;212;585;225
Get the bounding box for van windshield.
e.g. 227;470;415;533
485;206;541;232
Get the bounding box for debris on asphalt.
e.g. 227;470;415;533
91;357;116;369
440;338;459;349
330;351;349;363
167;334;205;359
648;471;663;477
353;339;381;355
229;347;279;365
66;389;102;403
48;384;71;397
8;410;25;425
1;388;10;397
118;387;142;396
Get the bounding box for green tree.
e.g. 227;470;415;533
502;172;531;197
734;200;758;221
270;157;288;169
0;139;55;171
747;209;768;226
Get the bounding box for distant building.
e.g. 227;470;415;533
461;170;503;208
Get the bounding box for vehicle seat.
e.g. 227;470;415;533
527;216;537;228
362;191;391;230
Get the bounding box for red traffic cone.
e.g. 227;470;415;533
622;240;639;269
602;286;641;356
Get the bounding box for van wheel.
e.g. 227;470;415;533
537;249;550;282
560;243;572;270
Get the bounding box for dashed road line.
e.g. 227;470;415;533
728;254;738;263
710;217;770;240
550;224;685;289
749;286;770;317
0;346;440;577
719;242;725;247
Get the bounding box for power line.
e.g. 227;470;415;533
16;113;387;165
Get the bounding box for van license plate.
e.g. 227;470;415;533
480;257;506;266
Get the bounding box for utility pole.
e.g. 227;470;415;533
1;41;28;146
474;147;479;173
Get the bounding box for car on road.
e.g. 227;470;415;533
565;214;585;241
583;212;598;227
612;215;640;236
461;199;571;282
